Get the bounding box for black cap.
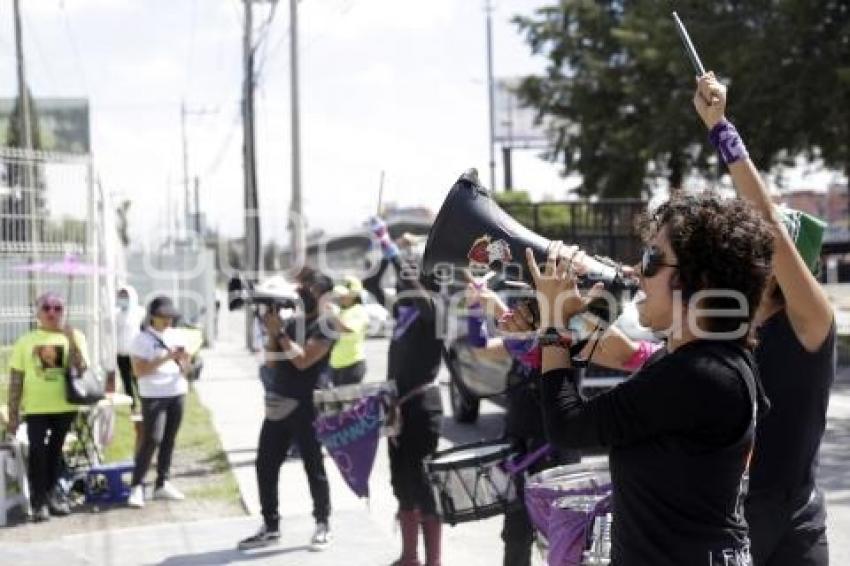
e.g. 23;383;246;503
148;295;180;319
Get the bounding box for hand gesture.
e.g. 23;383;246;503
693;71;727;129
262;310;283;338
526;242;604;328
171;346;189;364
497;302;537;337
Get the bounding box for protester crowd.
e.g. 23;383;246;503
3;72;836;566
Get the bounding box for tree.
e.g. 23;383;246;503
513;1;850;199
3;86;47;243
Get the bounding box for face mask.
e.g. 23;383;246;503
297;288;317;315
117;298;129;310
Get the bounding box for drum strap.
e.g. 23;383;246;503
385;382;437;444
502;443;553;476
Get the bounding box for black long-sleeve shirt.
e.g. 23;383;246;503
540;340;759;566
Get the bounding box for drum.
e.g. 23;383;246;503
525;461;613;566
425;440;518;525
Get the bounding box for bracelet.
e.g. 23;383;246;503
538;327;573;349
709;120;749;165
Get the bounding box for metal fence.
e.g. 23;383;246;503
0;146;98;377
501;199;648;264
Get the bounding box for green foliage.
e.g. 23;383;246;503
5;88;43;151
513;1;850;198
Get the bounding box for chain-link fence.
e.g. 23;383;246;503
0;147;97;389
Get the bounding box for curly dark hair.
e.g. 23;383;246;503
639;193;774;344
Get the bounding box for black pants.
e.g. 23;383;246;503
132;395;185;488
329;360;367;387
746;487;829;566
117;354;138;410
389;389;442;515
25;412;76;508
502;437;581;566
256;405;330;531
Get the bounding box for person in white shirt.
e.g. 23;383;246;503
127;295;190;508
115;285;145;411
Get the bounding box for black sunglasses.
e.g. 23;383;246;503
41;303;64;313
640;246;679;278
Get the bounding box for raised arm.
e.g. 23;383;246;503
694;72;833;352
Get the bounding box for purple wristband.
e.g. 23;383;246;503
504;336;538;359
709;120;749;165
466;304;488;348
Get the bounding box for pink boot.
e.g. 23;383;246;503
421;514;442;566
392;509;422;566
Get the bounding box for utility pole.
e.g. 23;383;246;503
485;0;497;192
288;0;304;270
242;0;264;348
193;176;201;235
181;100;190;233
377;170;385;215
13;0;39;306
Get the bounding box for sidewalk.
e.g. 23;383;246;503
191;309;402;548
0;308;512;565
3;513;396;566
193;309;512;565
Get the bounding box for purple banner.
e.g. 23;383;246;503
314;394;383;498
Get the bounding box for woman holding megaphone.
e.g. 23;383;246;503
466;271;657;566
501;195;774;565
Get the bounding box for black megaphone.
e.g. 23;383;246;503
422;169;638;324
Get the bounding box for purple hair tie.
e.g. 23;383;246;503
709;120;749;165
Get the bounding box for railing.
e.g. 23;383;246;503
500;199;648;264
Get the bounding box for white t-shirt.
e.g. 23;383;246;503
129;328;188;398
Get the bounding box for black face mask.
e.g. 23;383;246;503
298;287;318;316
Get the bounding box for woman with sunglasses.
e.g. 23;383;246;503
6;292;90;521
695;73;835;566
501;195;774;565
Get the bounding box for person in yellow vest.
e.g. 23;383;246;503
326;276;370;386
6;291;90;522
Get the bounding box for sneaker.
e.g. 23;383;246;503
309;522;332;551
47;493;71;516
128;484;145;508
237;525;281;551
32;504;50;522
153;481;185;501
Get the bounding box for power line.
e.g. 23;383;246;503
58;0;90;95
182;0;199;97
22;7;58;94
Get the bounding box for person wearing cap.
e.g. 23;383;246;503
696;73;834;566
237;270;337;552
6;291;89;521
127;295;191;508
326;275;370;387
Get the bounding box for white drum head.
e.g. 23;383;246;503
432;442;511;465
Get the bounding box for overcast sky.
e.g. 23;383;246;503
0;0;839;248
0;0;578;248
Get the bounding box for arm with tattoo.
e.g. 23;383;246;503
7;369;23;434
